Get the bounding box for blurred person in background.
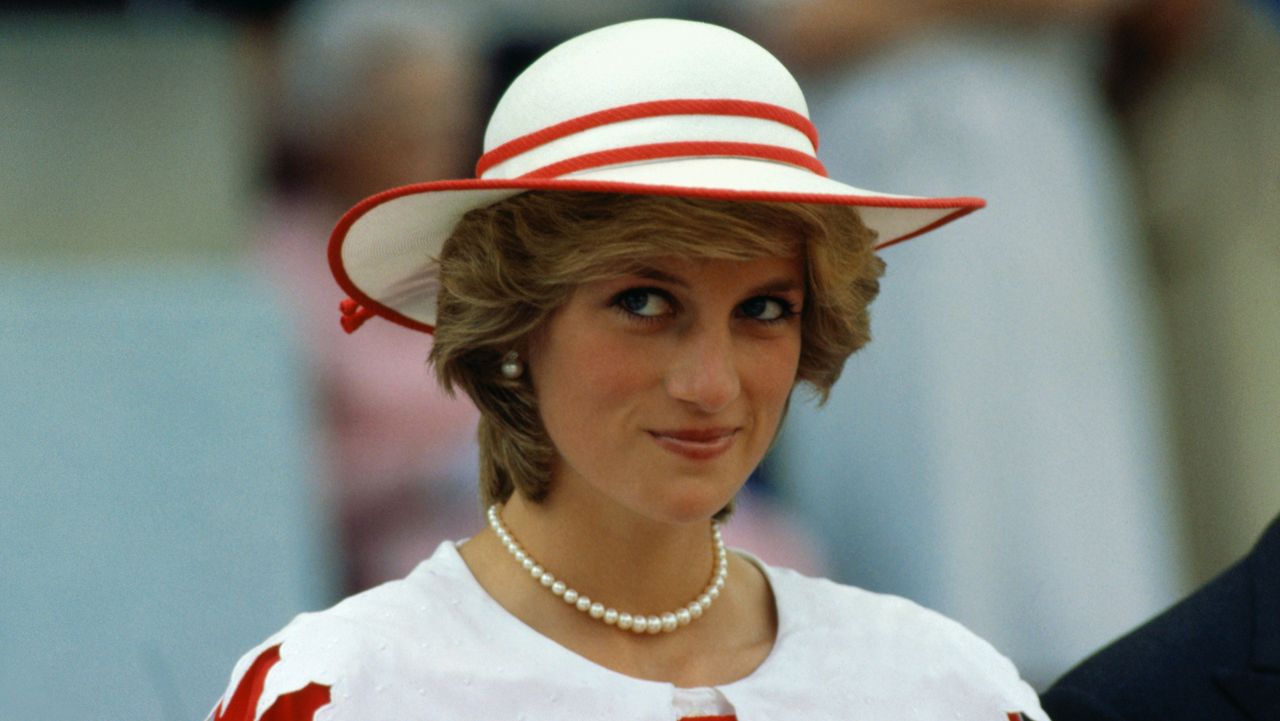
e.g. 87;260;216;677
258;0;484;592
1100;0;1280;586
1035;1;1280;716
739;0;1187;687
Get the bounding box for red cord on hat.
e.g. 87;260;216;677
339;298;375;334
476;98;820;178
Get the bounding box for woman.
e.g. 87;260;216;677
208;18;1047;721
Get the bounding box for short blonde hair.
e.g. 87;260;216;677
429;191;884;509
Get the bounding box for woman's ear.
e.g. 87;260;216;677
520;322;551;387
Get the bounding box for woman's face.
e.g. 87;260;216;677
528;254;804;526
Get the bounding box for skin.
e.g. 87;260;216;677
459;254;804;685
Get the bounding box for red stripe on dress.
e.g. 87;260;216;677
212;645;331;721
518;141;828;180
476;98;818;177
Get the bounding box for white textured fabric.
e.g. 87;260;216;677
212;541;1046;720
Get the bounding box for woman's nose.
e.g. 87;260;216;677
664;326;741;413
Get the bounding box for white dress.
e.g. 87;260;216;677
208;541;1047;721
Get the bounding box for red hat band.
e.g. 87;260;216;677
475;99;826;181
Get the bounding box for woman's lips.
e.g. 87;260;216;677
647;428;738;460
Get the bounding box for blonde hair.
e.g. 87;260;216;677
429;191;884;509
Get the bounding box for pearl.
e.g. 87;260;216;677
500;351;524;379
486;504;727;636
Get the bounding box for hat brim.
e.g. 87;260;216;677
330;157;984;333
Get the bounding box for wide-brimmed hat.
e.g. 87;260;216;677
330;18;984;334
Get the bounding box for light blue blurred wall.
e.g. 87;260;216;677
0;16;338;720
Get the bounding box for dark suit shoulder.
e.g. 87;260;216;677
1042;554;1253;721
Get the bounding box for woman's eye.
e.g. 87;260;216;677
740;296;792;322
617;289;672;318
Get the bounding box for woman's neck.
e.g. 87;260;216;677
457;491;778;686
495;491;719;615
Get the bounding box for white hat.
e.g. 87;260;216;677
330;18;984;334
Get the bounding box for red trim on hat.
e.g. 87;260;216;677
520;141;828;179
329;177;986;335
338;298;375;334
873;204;983;250
476;99;819;177
328;204;438;335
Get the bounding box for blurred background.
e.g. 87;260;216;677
1;0;1276;718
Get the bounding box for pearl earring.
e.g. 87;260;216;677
500;351;524;379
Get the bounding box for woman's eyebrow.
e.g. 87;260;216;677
748;278;804;296
629;266;690;288
625;267;803;297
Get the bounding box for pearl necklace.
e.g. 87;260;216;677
486;504;728;634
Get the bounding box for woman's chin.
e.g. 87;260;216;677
638;486;738;527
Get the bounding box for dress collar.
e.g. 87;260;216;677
430;540;791;692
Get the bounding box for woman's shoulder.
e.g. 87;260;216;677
756;562;1049;720
205;543;468;721
767;563;988;649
